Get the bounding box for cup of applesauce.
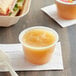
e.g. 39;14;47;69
56;0;76;20
19;26;59;65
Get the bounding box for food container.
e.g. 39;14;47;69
56;0;76;20
0;0;31;27
19;26;59;65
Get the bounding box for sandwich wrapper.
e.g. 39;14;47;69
41;4;76;27
0;42;63;71
0;0;31;27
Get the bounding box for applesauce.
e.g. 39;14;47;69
56;0;76;19
19;26;59;65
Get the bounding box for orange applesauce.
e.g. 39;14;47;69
22;29;56;47
19;27;58;65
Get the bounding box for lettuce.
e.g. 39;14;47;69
13;4;18;11
9;4;19;16
18;0;24;2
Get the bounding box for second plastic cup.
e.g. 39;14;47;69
19;26;59;65
56;0;76;20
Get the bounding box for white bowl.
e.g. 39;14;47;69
0;0;31;27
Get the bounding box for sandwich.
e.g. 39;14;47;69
0;0;26;16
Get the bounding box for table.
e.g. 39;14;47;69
0;0;76;76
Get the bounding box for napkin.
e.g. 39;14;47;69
0;42;63;72
41;4;76;27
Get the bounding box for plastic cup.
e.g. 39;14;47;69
19;26;59;65
56;0;76;20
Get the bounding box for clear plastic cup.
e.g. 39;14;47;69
56;0;76;20
19;26;59;65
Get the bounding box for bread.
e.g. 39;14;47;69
0;0;17;15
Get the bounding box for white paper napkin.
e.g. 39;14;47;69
41;4;76;27
0;42;63;72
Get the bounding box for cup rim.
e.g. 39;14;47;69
56;0;76;5
19;26;59;50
